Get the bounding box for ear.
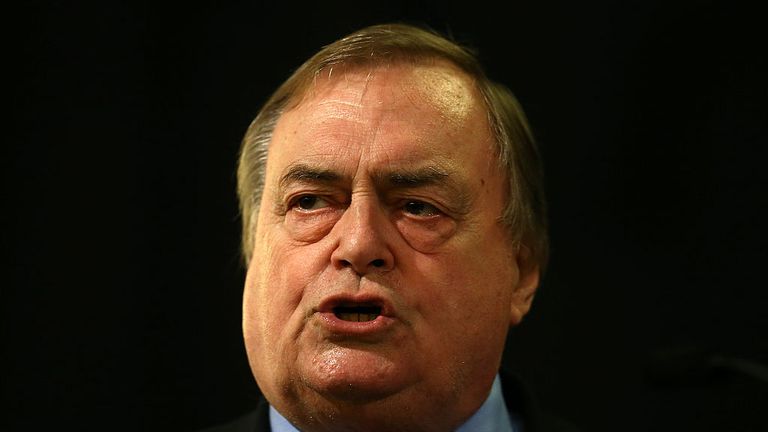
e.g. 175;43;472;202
509;245;540;326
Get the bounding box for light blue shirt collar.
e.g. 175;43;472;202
269;374;520;432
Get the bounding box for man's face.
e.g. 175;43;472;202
243;61;538;431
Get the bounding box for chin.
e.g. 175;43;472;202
260;346;479;432
298;345;415;402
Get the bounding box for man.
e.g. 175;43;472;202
207;23;559;431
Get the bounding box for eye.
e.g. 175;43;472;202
403;200;441;217
293;195;330;211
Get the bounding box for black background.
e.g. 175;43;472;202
4;1;767;431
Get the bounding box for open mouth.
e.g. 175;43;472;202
333;305;382;322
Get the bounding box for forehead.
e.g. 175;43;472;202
301;60;478;120
268;61;495;174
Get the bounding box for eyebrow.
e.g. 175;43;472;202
383;166;473;215
384;166;450;188
279;164;456;189
279;164;344;190
277;162;472;214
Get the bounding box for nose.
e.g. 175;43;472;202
330;195;395;275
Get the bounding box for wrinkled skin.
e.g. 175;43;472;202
242;60;539;432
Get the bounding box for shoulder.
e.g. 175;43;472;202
499;369;581;432
196;397;271;432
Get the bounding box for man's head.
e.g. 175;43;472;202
237;23;548;431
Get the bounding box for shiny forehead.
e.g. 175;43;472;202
271;60;493;169
287;59;482;124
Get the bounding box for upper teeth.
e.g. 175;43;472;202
337;312;379;322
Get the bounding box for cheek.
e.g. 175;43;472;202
407;238;516;327
247;221;346;334
399;250;512;376
242;251;279;347
244;230;312;340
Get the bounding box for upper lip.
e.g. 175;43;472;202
316;293;395;318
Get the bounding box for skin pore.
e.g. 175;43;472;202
242;60;539;432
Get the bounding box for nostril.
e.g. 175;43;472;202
370;259;385;267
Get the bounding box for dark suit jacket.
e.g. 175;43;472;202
200;371;577;432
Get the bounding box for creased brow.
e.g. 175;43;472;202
387;166;450;187
274;164;344;212
279;164;343;191
377;166;473;215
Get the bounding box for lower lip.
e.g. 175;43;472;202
316;312;395;336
